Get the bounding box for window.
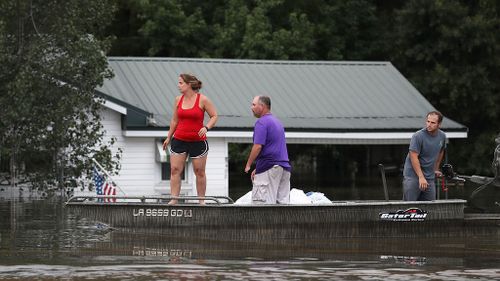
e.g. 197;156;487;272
156;140;187;181
161;162;185;181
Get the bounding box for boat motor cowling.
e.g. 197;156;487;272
441;164;455;180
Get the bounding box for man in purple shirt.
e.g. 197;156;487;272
245;96;291;204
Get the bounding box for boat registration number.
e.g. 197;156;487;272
133;208;193;218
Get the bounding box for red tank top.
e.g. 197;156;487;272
174;93;206;141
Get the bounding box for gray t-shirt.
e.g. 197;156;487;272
403;128;447;180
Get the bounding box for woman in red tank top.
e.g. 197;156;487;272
175;93;207;141
162;73;218;205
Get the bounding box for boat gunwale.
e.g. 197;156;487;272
65;196;466;208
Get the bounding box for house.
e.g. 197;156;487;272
89;57;467;197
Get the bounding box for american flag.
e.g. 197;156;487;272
93;166;116;201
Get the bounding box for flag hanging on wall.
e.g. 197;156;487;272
93;166;116;201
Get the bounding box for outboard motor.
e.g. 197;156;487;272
441;164;466;182
441;135;500;213
441;164;455;180
440;163;498;212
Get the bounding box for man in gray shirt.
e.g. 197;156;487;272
403;111;447;201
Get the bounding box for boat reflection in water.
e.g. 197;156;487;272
69;220;499;269
2;197;500;280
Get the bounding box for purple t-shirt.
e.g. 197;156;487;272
253;114;291;174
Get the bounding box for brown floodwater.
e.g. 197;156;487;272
0;187;499;280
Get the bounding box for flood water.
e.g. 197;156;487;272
1;189;500;280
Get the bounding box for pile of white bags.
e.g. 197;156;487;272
234;188;333;205
305;191;334;205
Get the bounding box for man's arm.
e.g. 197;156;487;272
245;144;262;173
434;149;445;177
409;150;429;190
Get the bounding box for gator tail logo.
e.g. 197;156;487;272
379;208;427;222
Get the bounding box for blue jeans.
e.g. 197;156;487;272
403;177;436;201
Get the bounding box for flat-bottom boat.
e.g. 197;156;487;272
65;195;500;240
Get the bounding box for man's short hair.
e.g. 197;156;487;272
427;111;443;124
258;96;271;109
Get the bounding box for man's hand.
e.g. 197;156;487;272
245;144;261;171
244;166;256;181
418;176;428;191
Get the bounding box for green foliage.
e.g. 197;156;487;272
105;0;500;175
136;0;210;57
241;3;316;59
314;0;382;60
392;0;500;174
0;0;120;189
228;143;251;166
124;0;383;60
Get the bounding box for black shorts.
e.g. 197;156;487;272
169;138;209;158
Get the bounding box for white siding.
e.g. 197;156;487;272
205;138;228;197
100;109;157;196
80;108;229;197
115;137;156;196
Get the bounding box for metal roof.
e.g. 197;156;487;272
97;57;467;132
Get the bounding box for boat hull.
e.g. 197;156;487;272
65;198;483;239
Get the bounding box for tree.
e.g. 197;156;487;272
314;0;382;60
106;0;151;56
0;0;120;192
240;0;316;59
136;0;211;57
392;0;500;174
209;0;250;58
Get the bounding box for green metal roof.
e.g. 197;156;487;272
97;57;467;132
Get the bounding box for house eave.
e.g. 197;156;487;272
102;99;127;115
121;129;467;145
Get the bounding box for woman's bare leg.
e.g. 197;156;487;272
169;153;187;205
192;156;207;204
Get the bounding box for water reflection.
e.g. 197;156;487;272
1;197;499;280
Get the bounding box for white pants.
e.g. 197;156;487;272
252;165;290;204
